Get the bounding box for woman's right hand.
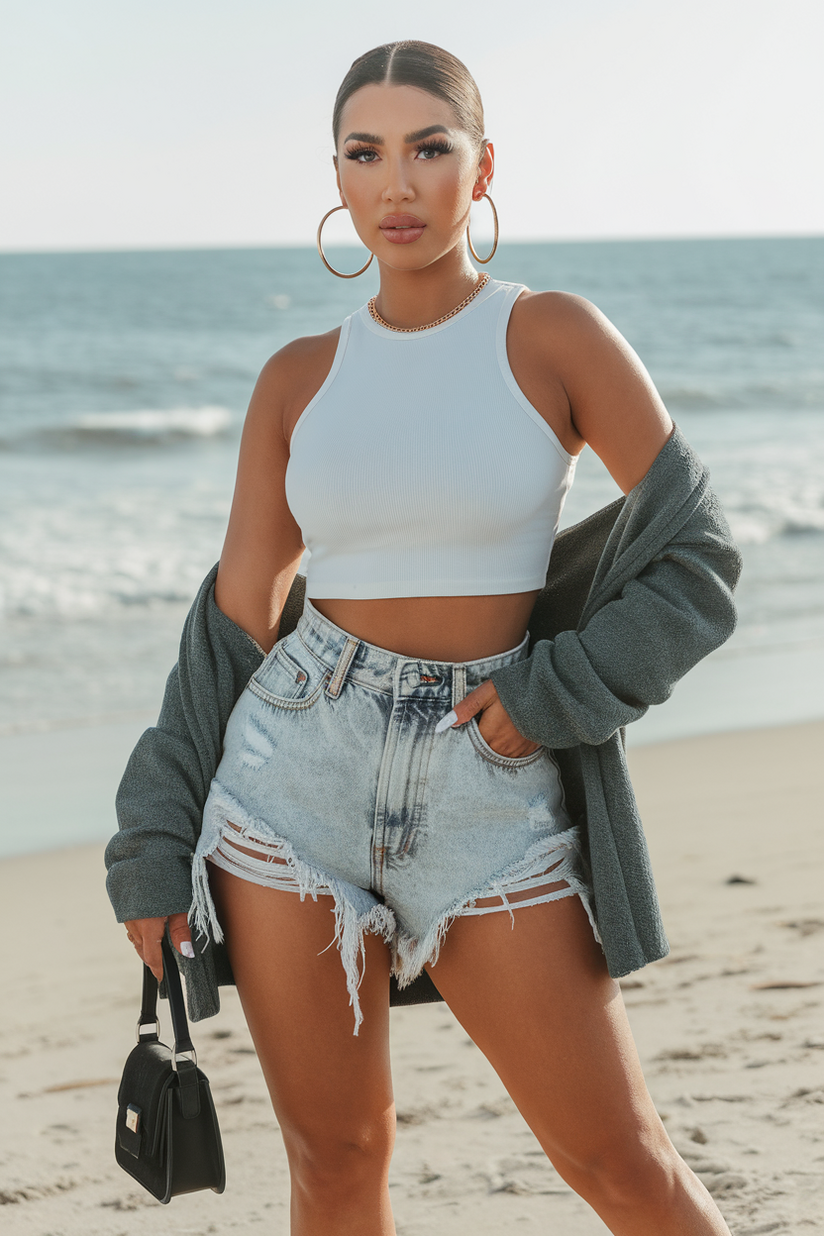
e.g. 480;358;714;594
123;912;194;981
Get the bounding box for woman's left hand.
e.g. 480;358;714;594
435;679;542;759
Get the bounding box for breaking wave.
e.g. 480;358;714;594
8;406;234;450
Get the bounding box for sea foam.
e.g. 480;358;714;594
11;406;234;450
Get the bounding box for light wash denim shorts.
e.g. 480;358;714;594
192;598;597;1032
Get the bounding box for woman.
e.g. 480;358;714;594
107;41;740;1236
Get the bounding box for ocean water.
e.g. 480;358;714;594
1;238;822;758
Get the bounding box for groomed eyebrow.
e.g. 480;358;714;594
342;125;453;146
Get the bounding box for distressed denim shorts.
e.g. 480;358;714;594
192;597;597;1032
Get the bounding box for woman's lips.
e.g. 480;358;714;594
380;214;426;245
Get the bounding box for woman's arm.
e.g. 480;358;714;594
214;333;338;650
108;334;336;975
508;289;674;491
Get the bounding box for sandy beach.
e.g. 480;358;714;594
1;720;822;1235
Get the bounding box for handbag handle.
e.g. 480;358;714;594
137;935;197;1068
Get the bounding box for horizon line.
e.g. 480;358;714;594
1;230;822;259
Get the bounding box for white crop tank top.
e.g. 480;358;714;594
284;278;576;599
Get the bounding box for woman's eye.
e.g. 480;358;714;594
345;148;379;163
414;141;452;160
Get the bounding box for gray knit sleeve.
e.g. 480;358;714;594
104;564;265;923
489;483;742;750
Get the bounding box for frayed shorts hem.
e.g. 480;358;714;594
191;786;600;1035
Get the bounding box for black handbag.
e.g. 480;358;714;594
115;936;226;1203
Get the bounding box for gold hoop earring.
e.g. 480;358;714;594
466;192;499;264
316;205;374;278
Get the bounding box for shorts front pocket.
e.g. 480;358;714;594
466;715;546;769
248;635;329;710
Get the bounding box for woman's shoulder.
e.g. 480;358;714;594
508;286;652;399
506;285;672;488
509;286;618;349
249;326;343;436
257;326;342;393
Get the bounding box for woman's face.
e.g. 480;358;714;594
335;83;493;270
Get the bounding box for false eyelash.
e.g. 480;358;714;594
343;138;454;162
344;145;378;161
415;138;453;156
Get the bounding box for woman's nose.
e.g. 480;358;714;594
381;162;415;203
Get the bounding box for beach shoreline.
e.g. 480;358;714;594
1;719;822;1233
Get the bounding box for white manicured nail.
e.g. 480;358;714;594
434;710;458;734
180;941;195;959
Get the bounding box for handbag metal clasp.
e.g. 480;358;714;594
136;1017;160;1044
172;1047;198;1072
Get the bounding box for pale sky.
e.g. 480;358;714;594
1;0;822;252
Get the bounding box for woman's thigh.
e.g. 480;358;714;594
209;863;395;1147
427;893;668;1178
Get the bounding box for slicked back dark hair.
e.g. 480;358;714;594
333;41;486;154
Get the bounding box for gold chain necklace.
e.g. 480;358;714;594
367;273;490;333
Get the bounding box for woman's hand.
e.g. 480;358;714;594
123;913;194;982
434;679;541;758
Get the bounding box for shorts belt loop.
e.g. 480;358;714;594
326;636;359;698
452;665;467;709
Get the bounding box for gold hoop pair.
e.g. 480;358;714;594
316;193;499;278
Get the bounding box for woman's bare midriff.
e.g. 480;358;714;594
307;591;541;662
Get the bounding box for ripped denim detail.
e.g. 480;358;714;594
191;784;396;1035
392;824;600;988
193;785;598;1035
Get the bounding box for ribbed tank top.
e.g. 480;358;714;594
284;278;576;599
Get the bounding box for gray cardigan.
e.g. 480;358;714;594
105;424;742;1020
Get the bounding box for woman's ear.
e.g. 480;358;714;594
475;140;495;197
